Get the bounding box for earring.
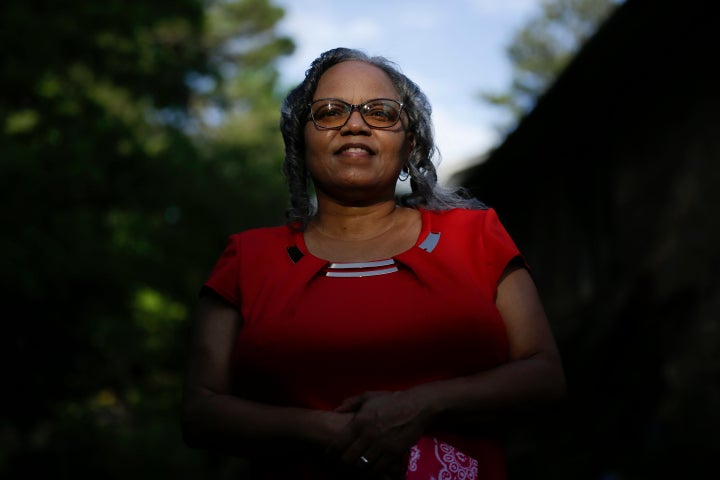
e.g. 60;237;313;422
398;168;410;182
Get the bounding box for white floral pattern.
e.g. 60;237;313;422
407;443;421;472
406;437;479;480
434;437;478;480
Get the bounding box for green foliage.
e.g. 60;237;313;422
481;0;621;130
1;0;293;476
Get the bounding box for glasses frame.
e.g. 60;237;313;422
307;97;405;130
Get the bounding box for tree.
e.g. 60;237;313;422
0;0;292;477
481;0;620;130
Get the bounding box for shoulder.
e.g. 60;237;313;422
421;206;501;229
230;224;291;245
220;224;293;262
420;207;519;254
420;207;525;278
216;224;298;281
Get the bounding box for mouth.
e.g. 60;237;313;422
335;143;375;155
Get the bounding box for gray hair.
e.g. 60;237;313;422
280;47;484;229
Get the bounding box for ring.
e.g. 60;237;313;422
359;455;369;465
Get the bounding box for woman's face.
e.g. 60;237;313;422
304;61;413;204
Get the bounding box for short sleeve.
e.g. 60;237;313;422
203;234;242;306
482;208;527;288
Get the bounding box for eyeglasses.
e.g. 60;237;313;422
308;98;405;130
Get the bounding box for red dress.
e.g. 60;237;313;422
204;207;523;479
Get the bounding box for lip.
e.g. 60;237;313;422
334;142;376;155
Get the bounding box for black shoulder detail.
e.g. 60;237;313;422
287;245;304;263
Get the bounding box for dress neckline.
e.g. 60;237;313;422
292;207;432;265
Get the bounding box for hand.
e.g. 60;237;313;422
333;390;432;477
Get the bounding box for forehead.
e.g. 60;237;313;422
314;61;398;101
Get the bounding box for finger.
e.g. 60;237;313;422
335;390;385;412
335;395;362;412
340;436;373;468
349;447;404;477
323;412;356;456
358;454;371;469
365;445;403;476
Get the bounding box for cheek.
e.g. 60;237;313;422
303;131;329;178
302;125;314;155
304;127;330;158
397;135;414;162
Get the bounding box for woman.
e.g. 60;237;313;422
181;47;566;479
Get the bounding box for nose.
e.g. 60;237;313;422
341;108;370;134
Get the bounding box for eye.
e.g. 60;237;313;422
314;102;347;120
363;102;399;123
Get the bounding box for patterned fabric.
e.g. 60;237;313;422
406;436;479;480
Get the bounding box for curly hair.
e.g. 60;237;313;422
280;47;484;229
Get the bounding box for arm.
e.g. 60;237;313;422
333;265;567;474
181;293;352;459
418;264;567;417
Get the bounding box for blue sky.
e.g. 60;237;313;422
272;0;543;181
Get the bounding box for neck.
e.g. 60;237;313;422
310;200;399;242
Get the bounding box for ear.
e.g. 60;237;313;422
405;131;415;153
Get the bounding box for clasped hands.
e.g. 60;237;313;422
327;389;432;478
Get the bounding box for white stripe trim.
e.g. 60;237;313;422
328;259;395;269
326;266;399;277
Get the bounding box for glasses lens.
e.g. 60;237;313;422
361;100;401;128
310;99;402;129
311;100;349;128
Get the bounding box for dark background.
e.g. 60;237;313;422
2;0;717;478
457;0;719;477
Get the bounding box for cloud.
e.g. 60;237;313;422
432;107;499;181
274;0;539;172
467;0;539;15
